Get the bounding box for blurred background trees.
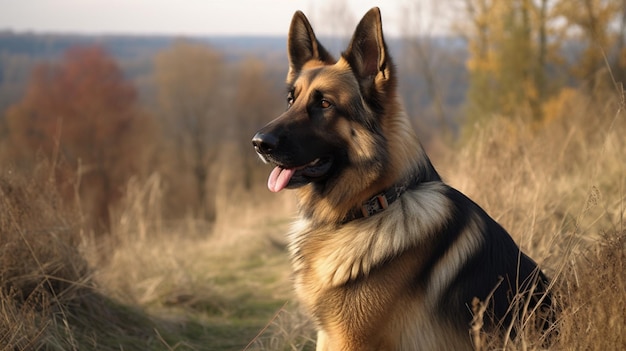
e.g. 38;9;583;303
154;40;227;221
461;0;549;122
230;57;284;192
151;40;284;222
1;0;625;235
4;46;152;231
459;0;626;129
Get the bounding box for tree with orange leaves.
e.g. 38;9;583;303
6;46;152;232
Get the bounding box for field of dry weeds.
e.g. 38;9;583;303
1;86;624;350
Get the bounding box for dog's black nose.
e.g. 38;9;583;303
252;132;278;155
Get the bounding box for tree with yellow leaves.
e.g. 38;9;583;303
462;0;555;126
554;0;624;87
461;0;626;129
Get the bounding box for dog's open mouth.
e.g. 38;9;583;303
267;157;333;192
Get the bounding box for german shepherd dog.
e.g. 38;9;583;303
252;7;553;350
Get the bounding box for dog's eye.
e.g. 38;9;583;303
320;99;332;109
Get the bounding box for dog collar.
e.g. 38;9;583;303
341;175;420;224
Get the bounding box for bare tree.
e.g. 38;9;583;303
154;40;227;220
231;57;283;191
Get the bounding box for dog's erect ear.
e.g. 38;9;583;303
343;7;392;92
287;11;334;82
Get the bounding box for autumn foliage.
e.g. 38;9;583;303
460;0;626;128
5;46;151;231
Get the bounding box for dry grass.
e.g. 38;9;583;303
1;84;624;350
0;164;164;350
439;86;626;350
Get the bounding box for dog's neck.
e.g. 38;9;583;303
341;174;421;224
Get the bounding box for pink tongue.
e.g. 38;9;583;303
268;166;295;192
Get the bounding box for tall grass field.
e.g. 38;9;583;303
1;87;624;350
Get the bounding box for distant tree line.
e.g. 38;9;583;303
1;0;625;233
1;41;283;232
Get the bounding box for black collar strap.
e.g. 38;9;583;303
341;175;420;224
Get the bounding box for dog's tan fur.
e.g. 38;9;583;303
290;184;483;350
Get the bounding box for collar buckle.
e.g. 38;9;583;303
360;193;390;218
341;174;420;224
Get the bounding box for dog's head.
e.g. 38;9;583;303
252;7;397;197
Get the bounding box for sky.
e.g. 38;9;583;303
0;0;450;37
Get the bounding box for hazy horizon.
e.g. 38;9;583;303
0;0;450;38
